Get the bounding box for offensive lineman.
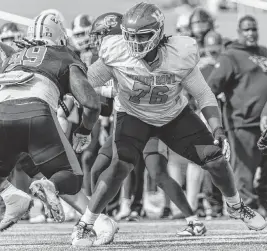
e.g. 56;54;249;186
72;2;266;246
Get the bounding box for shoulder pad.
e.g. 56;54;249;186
99;35;126;65
168;36;199;68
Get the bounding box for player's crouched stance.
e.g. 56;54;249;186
0;13;100;231
71;2;266;246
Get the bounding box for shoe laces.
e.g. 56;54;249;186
183;221;195;232
76;221;96;239
238;203;256;220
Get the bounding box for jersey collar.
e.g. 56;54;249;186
140;48;163;72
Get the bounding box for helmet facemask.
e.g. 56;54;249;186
121;25;164;59
72;26;92;50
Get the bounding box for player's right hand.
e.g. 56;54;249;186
260;116;267;133
72;126;92;153
213;127;231;162
257;129;267;155
73;133;91;153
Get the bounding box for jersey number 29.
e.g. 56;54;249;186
5;46;47;71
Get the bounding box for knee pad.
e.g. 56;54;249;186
143;137;168;160
115;142;140;166
19;155;40;178
98;136;113;159
62;173;83;195
202;145;227;171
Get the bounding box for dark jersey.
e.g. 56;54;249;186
1;45;87;97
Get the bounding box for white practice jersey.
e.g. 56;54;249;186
87;35;218;126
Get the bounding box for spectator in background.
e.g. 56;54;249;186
176;13;192;36
201;30;225;218
208;15;267;209
189;7;215;55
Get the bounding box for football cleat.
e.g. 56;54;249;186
93;214;119;246
227;201;267;231
29;178;65;223
177;221;207;236
72;220;97;246
0;190;33;231
114;199;131;221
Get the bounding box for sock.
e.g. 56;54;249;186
224;193;241;207
185;215;198;224
80;206;99;225
0;179;12;194
0;182;17;200
121;198;132;208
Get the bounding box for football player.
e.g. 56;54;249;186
0;22;23;49
72;11;209;247
73;2;267;246
0;13;100;231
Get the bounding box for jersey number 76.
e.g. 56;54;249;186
129;81;169;104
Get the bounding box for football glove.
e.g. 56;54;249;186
257;129;267;155
213;126;230;162
72;126;91;154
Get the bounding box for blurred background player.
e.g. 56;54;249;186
0;22;23;49
71;13;113;198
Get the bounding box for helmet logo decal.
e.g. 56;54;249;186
104;15;117;28
151;10;164;25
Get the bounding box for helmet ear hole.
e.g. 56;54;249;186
27;13;67;46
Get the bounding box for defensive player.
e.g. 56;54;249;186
0;13;100;231
72;2;267;246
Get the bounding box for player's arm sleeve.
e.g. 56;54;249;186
182;66;223;131
86;58;114;88
94;86;116;98
100;97;114;117
182;66;218;110
69;66;101;130
207;54;235;95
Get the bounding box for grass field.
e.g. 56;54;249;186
1;219;267;251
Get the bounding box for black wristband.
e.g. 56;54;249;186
75;125;92;135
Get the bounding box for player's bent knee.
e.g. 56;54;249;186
202;146;227;171
106;157;134;181
116;144;140;166
65;174;83;195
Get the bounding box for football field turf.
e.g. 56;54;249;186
1;219;267;251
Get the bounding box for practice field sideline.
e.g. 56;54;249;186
0;219;267;251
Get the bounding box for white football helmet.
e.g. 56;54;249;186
71;14;94;51
0;22;23;46
27;13;68;46
121;2;165;59
40;9;65;24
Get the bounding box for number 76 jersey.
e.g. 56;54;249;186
99;35;200;126
1;45;87;97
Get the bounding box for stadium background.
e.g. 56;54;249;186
1;0;267;45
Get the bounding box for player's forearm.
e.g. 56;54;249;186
201;106;223;132
82;106;101;131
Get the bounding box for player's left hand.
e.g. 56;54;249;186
257;129;267;155
72;126;92;154
213;127;230;162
